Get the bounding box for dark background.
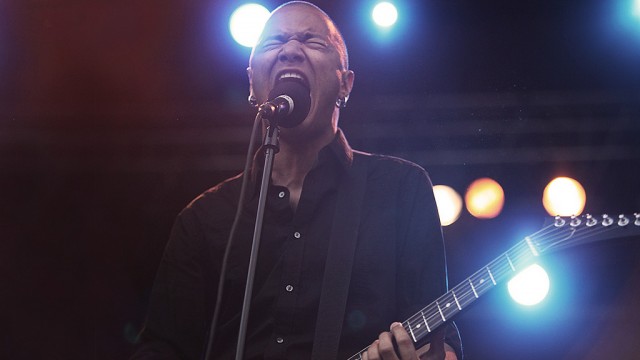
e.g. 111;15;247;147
2;0;639;359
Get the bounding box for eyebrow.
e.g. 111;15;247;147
263;30;326;42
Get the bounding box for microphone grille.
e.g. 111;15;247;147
267;78;311;128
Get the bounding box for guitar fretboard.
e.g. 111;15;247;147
402;238;536;343
348;213;640;359
347;238;539;360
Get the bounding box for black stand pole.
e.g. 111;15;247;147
234;124;279;360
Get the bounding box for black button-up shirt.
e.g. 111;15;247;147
133;130;461;359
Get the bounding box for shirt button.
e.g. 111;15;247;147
278;191;286;199
276;337;284;344
293;231;301;239
285;285;294;292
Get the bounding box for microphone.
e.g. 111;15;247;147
258;78;311;128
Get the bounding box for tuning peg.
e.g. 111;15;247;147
618;214;629;226
602;214;614;226
570;215;581;227
554;216;566;227
634;213;640;226
585;214;597;227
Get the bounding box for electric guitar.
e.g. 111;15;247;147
348;213;640;359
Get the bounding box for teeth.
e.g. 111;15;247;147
279;72;304;81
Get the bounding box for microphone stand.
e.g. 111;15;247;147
234;122;279;360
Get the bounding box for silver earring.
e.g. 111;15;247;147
248;94;258;107
336;97;347;108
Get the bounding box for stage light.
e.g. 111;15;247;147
611;0;640;39
229;4;270;48
372;2;398;28
465;178;505;219
542;177;586;216
433;185;463;226
508;264;550;306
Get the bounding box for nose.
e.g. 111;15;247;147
278;40;304;63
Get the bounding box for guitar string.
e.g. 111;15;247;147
408;217;634;341
539;223;634;252
407;237;535;336
408;238;549;341
406;216;630;340
351;224;545;359
352;216;634;358
406;237;538;340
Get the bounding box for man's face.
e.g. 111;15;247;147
248;5;353;135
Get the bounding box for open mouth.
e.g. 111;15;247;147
276;70;309;88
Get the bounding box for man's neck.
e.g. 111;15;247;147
271;127;336;210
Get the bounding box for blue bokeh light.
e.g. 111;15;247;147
508;264;550;306
229;4;270;48
372;2;399;28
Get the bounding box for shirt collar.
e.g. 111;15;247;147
327;128;354;170
248;128;354;199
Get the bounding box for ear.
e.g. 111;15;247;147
339;69;355;101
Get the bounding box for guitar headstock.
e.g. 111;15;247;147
533;213;640;254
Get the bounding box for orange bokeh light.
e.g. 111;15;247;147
433;185;463;226
465;178;505;219
542;177;586;216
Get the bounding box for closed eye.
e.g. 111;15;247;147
306;39;327;48
261;40;283;50
303;34;328;49
260;35;287;49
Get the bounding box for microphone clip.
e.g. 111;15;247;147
258;94;295;126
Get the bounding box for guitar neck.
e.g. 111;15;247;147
403;238;537;344
348;213;640;359
347;238;537;360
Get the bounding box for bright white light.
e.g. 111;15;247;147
372;2;398;28
634;0;640;18
433;185;463;226
542;177;586;216
229;4;270;48
508;264;550;306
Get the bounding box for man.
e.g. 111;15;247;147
132;2;461;359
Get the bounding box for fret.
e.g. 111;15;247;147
421;310;431;332
436;301;446;322
406;322;417;342
456;282;478;308
437;291;462;321
505;253;516;271
468;278;478;298
487;260;513;288
486;266;496;285
452;290;462;310
525;236;539;256
470;271;494;295
347;213;640;359
425;307;443;329
405;317;419;335
475;271;492;295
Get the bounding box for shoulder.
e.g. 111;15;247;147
178;173;244;225
352;150;431;181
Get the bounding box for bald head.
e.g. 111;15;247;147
252;1;349;70
247;0;355;131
